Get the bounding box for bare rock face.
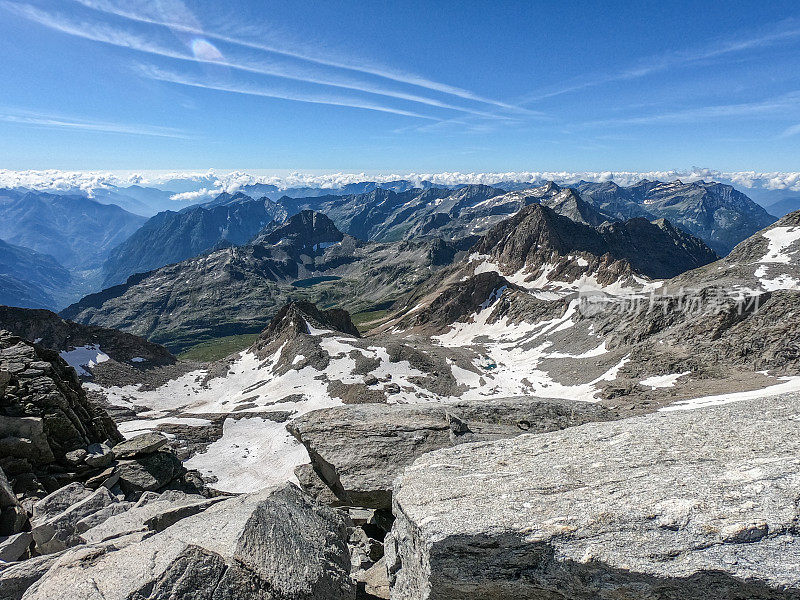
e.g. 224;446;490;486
287;397;616;509
390;394;800;599
0;331;121;475
24;483;355;600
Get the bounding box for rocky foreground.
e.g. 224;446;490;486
3;320;800;599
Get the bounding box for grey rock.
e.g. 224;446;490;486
64;449;86;466
294;463;339;505
0;418;53;466
111;432;167;458
0;532;32;562
83;443;114;468
0;552;63;600
84;466;119;490
74;502;133;535
357;557;390;599
390;394;800;599
31;486;117;554
116;451;182;492
80;492;220;544
30;483;92;526
288;397;614;509
25;484;355;600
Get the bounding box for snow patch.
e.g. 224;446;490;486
640;371;690;389
184;417;309;493
59;345;110;376
760;227;800;264
660;376;800;411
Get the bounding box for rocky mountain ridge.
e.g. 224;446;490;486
101;193;287;287
61;212;459;351
0;241;72;310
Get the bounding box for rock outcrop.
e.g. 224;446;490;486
23;483;355;600
0;331;121;484
0;306;175;370
390;394;800;599
288;397;616;509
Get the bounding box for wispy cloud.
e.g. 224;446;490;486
520;19;800;104
70;0;524;112
0;108;190;138
138;65;439;120
580;91;800;128
780;123;800;138
2;1;517;120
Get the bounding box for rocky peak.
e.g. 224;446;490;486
541;187;608;226
473;203;610;274
252;210;344;249
0;306;175;371
252;301;360;351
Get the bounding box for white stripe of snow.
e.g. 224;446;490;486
659;376;800;412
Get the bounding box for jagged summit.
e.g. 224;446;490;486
251;210;345;248
253;300;360;351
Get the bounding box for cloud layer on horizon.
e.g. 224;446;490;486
1;168;800;201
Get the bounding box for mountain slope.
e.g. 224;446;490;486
0;238;72;309
0;305;175;375
669;209;800;293
577;180;776;255
0;189;146;272
101;193;287;287
765;196;800;217
470;203;717;283
63;211;457;351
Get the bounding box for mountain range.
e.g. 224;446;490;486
3;177;800;599
101;193;287;287
62;210;466;350
0;239;72;309
0;178;779;316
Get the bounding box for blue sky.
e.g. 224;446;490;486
1;0;799;172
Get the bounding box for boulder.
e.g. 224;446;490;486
115;451;183;492
0;531;32;562
112;432;167;458
80;491;220;544
288;397;615;509
83;443;114;468
30;483;93;525
31;486;117;554
24;483;355;600
0;333;121;470
390;394;800;599
0;552;63;600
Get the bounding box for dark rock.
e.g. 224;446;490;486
0;531;33;562
116;451;183;492
112;432;167;458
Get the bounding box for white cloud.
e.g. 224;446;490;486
0;108;189;139
168;188;217;201
71;0;523;112
3;168;800;196
780;123;800;138
3;1;520;121
138;65;440;120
